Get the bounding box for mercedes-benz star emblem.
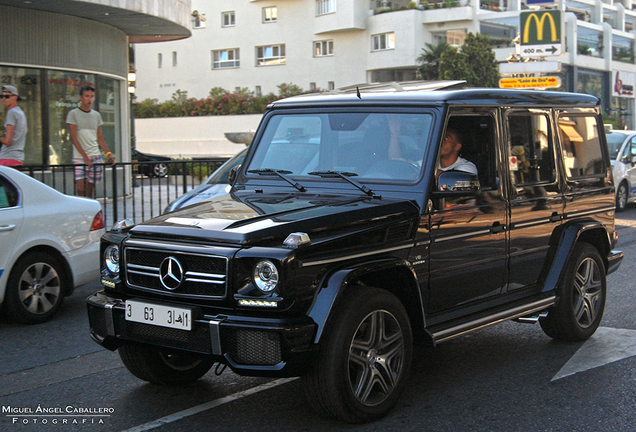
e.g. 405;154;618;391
159;256;184;290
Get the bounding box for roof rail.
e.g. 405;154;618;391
332;80;466;94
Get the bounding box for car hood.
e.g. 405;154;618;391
167;183;231;212
131;190;420;246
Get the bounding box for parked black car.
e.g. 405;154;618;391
89;87;623;423
132;149;171;177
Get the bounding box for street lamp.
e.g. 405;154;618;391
127;70;136;94
127;68;136;150
128;67;138;187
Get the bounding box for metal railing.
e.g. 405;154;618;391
20;158;228;228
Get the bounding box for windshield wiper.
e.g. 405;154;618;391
248;168;307;192
308;170;375;197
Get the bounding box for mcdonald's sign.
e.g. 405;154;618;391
519;10;563;57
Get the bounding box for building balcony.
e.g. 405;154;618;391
421;6;474;23
314;3;369;34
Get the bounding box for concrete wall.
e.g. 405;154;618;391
0;5;128;77
134;115;263;158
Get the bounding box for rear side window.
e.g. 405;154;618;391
0;174;19;208
558;114;606;178
508;112;555;185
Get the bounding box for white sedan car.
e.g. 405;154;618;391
606;129;636;211
0;166;104;324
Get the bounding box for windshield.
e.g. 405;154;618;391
606;132;628;160
246;112;433;183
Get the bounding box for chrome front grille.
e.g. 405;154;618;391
124;245;228;299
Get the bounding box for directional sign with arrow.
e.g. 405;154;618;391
519;10;564;57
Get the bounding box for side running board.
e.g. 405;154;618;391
430;296;556;344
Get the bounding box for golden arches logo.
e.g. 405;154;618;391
523;12;558;43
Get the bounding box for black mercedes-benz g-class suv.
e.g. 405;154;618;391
88;87;623;423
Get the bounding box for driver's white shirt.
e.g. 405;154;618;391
437;157;478;175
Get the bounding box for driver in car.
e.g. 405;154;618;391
436;127;478;177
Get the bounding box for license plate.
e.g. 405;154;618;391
125;300;193;331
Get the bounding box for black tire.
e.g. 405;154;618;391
616;182;628;212
540;242;606;341
302;286;412;423
3;251;66;324
118;344;214;385
153;163;168;178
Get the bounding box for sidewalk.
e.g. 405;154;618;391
99;176;199;228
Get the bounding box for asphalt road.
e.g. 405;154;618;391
2;205;636;431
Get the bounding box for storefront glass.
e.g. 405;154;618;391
0;67;42;164
577;69;605;101
610;97;634;130
98;76;120;161
47;71;95;165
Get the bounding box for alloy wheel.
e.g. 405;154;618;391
18;262;61;315
572;257;603;328
348;310;405;407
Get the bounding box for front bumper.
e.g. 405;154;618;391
86;291;318;377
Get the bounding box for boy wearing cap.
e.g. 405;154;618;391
0;85;27;167
66;85;115;198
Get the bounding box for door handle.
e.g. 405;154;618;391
490;222;506;234
0;224;16;232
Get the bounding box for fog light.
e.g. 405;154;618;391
238;299;278;308
101;278;115;288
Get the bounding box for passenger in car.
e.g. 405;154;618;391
436;127;478;177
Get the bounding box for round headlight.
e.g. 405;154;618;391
253;260;279;293
104;245;120;274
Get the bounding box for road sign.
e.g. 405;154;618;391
519;10;563;57
499;76;561;89
499;61;561;75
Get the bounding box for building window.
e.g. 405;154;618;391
314;40;334;57
158;53;162;68
1;66;42;165
370;68;417;82
192;11;206;29
372;33;395;51
432;29;467;47
263;7;277;23
328;81;335;91
316;0;336;16
222;11;235;27
309;82;316;91
172;51;177;67
212;49;240;69
255;86;262;96
257;44;286;66
48;71;96;165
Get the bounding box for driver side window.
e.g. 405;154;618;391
442;114;497;191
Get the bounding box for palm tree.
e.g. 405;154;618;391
417;41;450;80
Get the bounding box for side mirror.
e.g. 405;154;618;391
228;165;241;185
433;170;481;196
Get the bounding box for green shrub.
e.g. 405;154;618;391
134;84;309;118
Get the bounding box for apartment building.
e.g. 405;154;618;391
134;0;636;128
